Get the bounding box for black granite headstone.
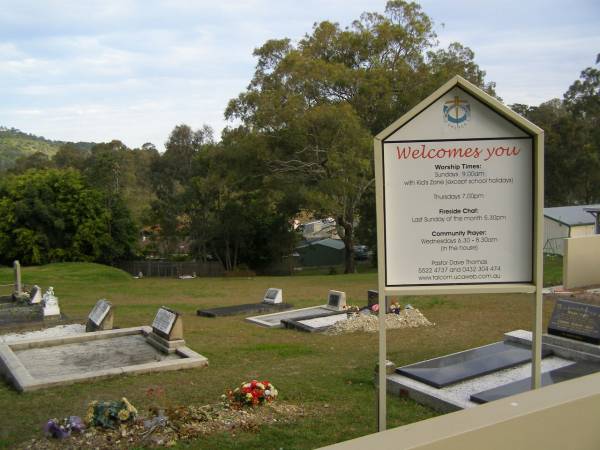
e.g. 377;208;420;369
548;299;600;345
470;361;600;404
396;342;551;388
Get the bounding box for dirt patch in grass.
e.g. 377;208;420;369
17;402;305;449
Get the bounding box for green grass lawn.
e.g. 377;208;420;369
0;261;562;449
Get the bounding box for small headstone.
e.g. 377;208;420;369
263;288;283;304
13;260;22;296
147;306;184;353
41;287;60;317
367;290;392;312
548;298;600;345
367;290;378;307
86;299;113;332
29;285;42;304
326;290;346;311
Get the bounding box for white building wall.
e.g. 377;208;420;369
570;224;595;237
543;217;569;255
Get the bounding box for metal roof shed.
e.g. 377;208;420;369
543;204;600;255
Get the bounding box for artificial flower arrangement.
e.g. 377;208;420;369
224;380;278;408
44;416;85;439
85;397;138;429
389;301;401;314
344;304;360;316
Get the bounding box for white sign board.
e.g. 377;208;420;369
374;76;544;432
380;86;534;288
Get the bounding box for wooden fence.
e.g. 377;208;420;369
113;260;225;278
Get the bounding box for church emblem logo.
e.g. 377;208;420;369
443;96;471;128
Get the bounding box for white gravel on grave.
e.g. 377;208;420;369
0;324;85;343
325;309;433;335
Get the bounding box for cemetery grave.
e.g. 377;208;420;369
197;287;292;317
387;293;600;412
247;289;349;330
0;261;66;330
0;306;207;392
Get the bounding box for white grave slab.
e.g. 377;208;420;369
298;314;348;329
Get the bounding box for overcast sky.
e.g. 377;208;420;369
1;0;599;149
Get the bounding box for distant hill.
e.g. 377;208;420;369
0;126;94;171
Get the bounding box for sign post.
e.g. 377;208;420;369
374;76;544;431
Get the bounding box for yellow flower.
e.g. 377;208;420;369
85;412;94;425
122;397;138;415
118;409;130;421
256;383;265;390
245;393;253;400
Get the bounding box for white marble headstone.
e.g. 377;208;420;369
326;290;346;311
42;287;60;316
29;285;42;304
263;288;283;304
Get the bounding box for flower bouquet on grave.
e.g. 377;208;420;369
224;380;278;408
85;397;138;429
370;304;380;315
344;305;360;317
389;302;401;314
44;416;85;439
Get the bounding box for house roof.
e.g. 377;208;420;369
544;204;600;227
296;238;345;250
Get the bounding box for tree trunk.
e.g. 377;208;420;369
338;215;355;274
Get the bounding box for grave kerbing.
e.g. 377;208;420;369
86;299;114;332
147;306;185;353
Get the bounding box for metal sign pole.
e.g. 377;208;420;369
531;133;544;389
378;289;387;431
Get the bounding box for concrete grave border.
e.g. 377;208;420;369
0;326;208;392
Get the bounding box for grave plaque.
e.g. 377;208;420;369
326;290;346;311
86;299;113;331
367;290;392;312
263;288;283;304
153;307;177;336
29;285;42;304
548;299;600;345
147;306;184;353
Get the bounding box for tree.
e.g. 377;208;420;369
12;151;53;173
512;61;600;205
0;169;137;265
186;128;298;271
53;143;88;170
226;0;494;272
150;125;214;255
